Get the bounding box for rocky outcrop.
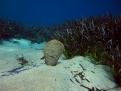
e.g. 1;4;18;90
44;39;64;66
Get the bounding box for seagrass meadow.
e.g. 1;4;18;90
52;15;121;86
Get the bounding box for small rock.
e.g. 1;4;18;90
44;39;64;66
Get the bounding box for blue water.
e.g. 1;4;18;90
0;0;121;26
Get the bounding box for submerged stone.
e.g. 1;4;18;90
44;39;64;66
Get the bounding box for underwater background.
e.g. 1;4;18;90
0;0;121;26
0;0;121;91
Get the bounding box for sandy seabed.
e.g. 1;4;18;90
0;39;121;91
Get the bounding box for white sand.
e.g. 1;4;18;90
0;39;120;91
